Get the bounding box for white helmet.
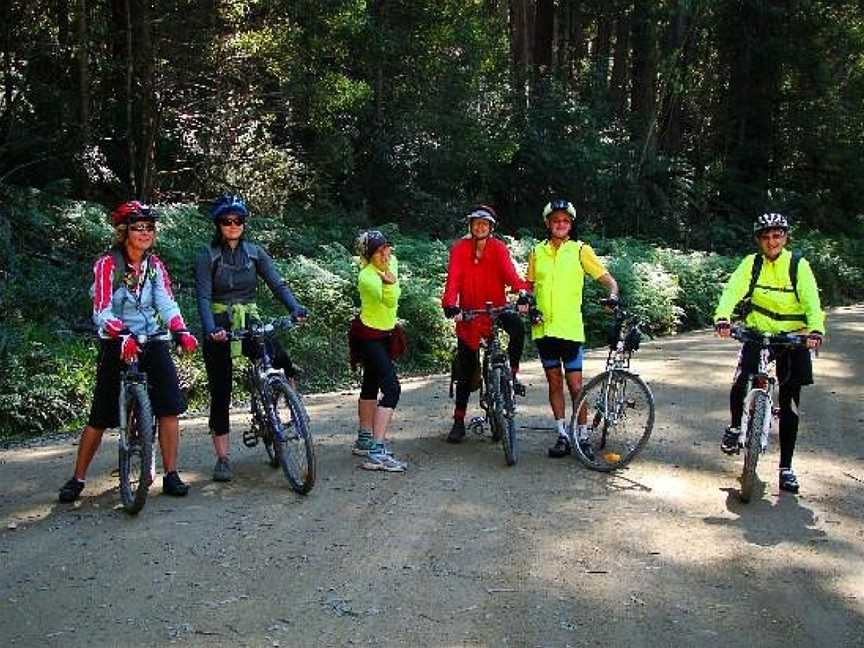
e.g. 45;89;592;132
542;199;577;223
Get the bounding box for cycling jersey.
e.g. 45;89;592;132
714;248;825;334
528;240;607;342
358;256;401;331
92;250;185;338
441;236;528;350
194;241;302;336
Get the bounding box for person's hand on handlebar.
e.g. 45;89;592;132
806;331;823;350
515;290;531;316
443;305;464;322
600;294;620;312
714;319;731;338
209;327;228;342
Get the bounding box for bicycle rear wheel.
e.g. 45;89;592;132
740;391;767;503
268;378;316;494
572;370;654;472
118;383;154;514
492;367;518;466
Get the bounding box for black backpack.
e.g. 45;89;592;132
734;250;803;319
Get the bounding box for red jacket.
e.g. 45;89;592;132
442;236;528;350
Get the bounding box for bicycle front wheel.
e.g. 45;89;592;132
269;379;316;494
492;367;518;466
572;370;654;472
740;390;768;503
118;383;154;514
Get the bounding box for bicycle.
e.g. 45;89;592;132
571;302;655;472
229;317;316;494
462;302;521;466
728;325;810;503
117;331;171;515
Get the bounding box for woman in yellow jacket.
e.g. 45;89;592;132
348;230;407;472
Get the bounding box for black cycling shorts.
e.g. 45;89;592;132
535;336;584;373
87;339;186;429
734;341;813;388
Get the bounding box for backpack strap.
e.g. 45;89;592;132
744;253;763;302
789;250;802;302
109;247;127;292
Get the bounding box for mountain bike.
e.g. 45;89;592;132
729;325;810;503
571;302;655;472
117;332;170;515
462;302;520;466
229;317;316;494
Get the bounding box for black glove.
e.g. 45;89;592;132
601;294;620;309
443;305;461;319
515;291;532;307
292;306;308;321
529;306;543;325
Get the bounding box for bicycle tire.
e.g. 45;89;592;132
268;378;316;494
489;367;517;466
497;369;518;466
252;386;279;468
572;370;654;472
740;390;767;503
118;383;154;514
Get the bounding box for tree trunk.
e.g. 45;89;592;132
592;16;612;96
132;0;156;199
658;0;691;154
74;0;90;145
609;9;630;118
509;0;534;110
629;0;657;155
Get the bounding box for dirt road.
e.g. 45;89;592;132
2;305;863;647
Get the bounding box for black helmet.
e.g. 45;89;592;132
753;212;789;234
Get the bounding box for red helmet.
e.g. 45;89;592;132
110;201;156;226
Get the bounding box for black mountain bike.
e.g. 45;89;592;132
229;318;316;494
729;326;810;503
117;332;170;515
571;302;655;472
462;303;520;466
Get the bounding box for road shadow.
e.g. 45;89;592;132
703;486;827;547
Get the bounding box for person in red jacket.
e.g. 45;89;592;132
441;205;530;443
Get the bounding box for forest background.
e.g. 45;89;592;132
1;0;863;437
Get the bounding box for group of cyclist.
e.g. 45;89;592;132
58;196;825;502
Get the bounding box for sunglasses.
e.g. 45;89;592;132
219;217;246;226
128;223;156;232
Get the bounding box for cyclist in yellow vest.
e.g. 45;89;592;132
527;199;619;459
714;213;824;494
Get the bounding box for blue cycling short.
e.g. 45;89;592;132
535;336;584;373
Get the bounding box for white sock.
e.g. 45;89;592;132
556;419;567;437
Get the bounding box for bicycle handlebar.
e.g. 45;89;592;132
228;317;298;341
460;303;519;322
730;325;809;347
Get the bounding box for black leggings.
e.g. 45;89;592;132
357;337;401;409
730;343;810;469
203;337;294;436
454;310;524;411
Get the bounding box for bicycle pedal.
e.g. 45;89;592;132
242;429;260;448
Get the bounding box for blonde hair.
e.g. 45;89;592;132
114;224;128;245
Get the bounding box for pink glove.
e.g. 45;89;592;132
120;335;139;363
177;332;198;354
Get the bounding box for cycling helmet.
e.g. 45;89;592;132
465;205;497;229
542;199;576;223
111;201;156;226
211;194;249;222
753;212;789;234
355;230;390;260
